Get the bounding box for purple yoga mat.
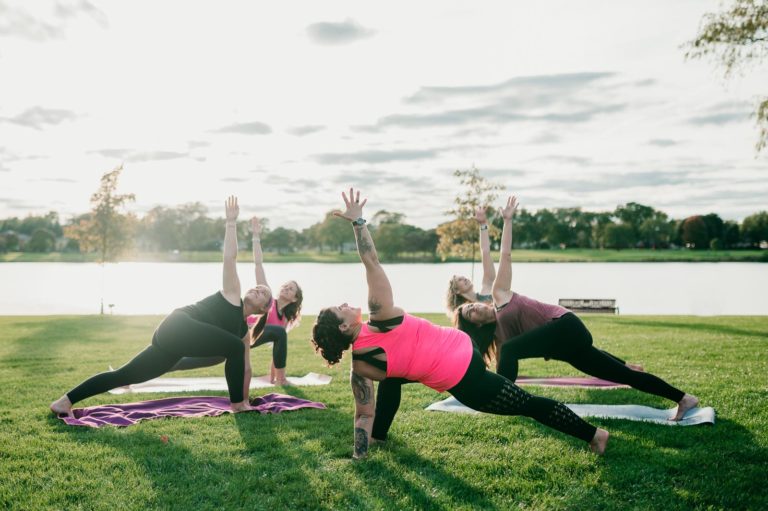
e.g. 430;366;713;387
516;376;630;388
57;394;326;428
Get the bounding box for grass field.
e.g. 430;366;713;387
1;314;766;510
1;248;766;263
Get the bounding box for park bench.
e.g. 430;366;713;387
558;298;619;314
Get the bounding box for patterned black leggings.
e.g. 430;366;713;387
66;310;246;404
447;350;597;442
497;313;685;403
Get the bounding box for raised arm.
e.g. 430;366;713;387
351;369;376;459
475;206;496;295
334;188;402;321
251;217;269;289
221;196;242;306
492;196;519;305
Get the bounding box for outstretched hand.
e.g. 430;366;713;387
499;196;519;220
251;217;262;236
334;187;368;222
225;196;239;222
474;206;489;225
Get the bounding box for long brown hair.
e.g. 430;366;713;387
280;281;303;330
250;308;269;345
453;305;498;367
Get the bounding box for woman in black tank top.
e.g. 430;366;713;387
50;196;273;416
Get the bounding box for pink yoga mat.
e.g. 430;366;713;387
56;394;326;428
516;376;630;388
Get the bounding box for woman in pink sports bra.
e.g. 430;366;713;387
310;188;609;459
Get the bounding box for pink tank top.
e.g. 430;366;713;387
494;292;569;342
353;314;474;392
265;298;287;328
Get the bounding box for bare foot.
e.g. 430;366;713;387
272;368;290;386
50;395;73;417
626;362;645;372
589;428;609;455
231;400;253;413
671;394;699;421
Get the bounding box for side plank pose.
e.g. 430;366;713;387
50;196;271;416
445;206;496;313
310;188;609;458
169;216;303;386
457;195;699;421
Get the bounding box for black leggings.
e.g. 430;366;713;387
66;310;247;404
170;324;288;371
372;351;597;443
497;313;685;403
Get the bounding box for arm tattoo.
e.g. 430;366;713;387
354;427;369;458
368;299;382;315
355;228;374;255
351;372;373;405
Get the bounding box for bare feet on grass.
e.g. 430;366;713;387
272;367;291;386
671;394;699;421
50;395;73;417
231;400;253;413
589;428;609;455
625;362;645;372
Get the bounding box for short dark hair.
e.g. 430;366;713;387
311;308;353;365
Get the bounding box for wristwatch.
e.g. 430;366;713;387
479;224;488;231
352;217;366;226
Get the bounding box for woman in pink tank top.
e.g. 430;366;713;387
310;188;608;459
456;196;699;422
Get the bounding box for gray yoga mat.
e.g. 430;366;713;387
426;396;715;426
108;373;332;395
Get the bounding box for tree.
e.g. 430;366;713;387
742;210;768;245
263;227;298;254
437;167;503;261
602;223;634;250
686;0;768;151
681;216;710;249
319;211;354;254
26;228;56;252
64;166;135;313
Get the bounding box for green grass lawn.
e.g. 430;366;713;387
1;314;766;510
1;248;766;263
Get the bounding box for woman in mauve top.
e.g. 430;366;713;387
51;197;272;416
170;217;303;386
457;195;699;422
310;188;609;459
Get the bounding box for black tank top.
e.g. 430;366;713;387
351;316;405;372
178;292;248;338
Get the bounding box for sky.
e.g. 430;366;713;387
0;0;766;231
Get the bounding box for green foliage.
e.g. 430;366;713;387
681;216;710;249
602;223;635;250
65;166;136;263
437;167;503;259
742;210;768;245
263;227;298;254
686;0;768;151
1;314;767;510
25;228;56;253
319;211;354;254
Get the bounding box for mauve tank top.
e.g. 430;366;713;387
494;292;569;342
353;313;474;392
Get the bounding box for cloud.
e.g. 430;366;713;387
688;101;752;125
3;106;77;129
221;177;249;183
213;122;272;135
88;148;188;162
0;0;106;41
404;72;615;104
541;170;691;193
286;125;326;136
529;132;561;145
647;139;679;147
34;177;77;183
530;155;592;166
306;18;376;46
314;148;438;165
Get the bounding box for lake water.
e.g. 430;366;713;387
0;262;765;316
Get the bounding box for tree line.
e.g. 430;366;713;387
1;167;767;260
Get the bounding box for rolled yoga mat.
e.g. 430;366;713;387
425;396;715;426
